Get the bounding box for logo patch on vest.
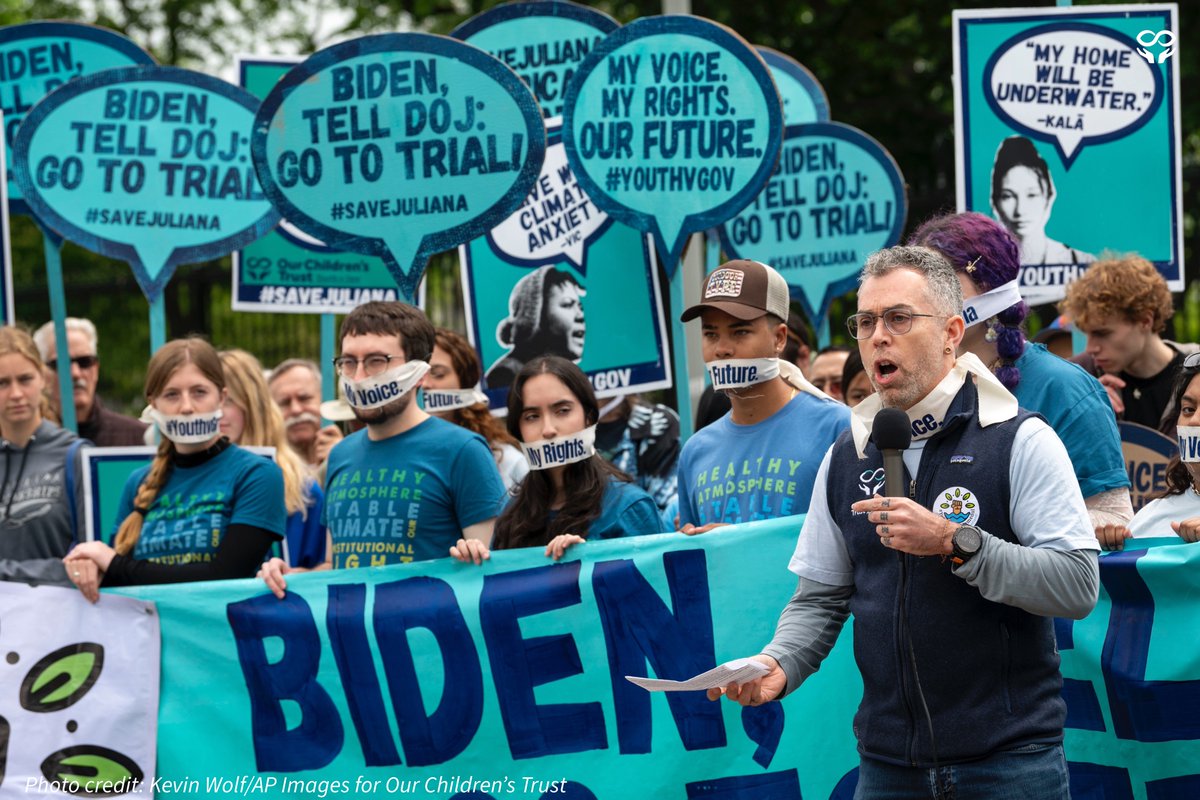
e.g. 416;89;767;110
935;486;978;525
858;467;885;497
950;455;974;464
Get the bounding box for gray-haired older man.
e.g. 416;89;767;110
268;358;343;469
710;246;1099;799
34;317;146;446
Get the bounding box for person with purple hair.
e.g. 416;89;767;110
910;212;1132;532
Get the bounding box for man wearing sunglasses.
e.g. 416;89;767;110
33;318;147;446
711;247;1098;799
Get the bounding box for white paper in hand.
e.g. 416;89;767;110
624;658;769;692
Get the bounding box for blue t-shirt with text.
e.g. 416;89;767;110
116;445;286;565
323;417;507;568
677;392;851;526
1014;342;1129;498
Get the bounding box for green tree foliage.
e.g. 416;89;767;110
3;0;1197;408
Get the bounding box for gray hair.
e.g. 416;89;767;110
32;317;98;361
268;357;322;388
861;246;963;316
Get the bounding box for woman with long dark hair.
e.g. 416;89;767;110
451;356;660;563
64;337;286;600
1100;355;1200;548
426;328;528;489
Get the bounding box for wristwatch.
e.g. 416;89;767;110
950;524;983;565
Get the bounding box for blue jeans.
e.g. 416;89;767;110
854;743;1071;799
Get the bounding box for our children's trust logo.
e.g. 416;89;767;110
1136;29;1175;64
936;486;979;525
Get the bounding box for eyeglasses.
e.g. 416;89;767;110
1184;353;1200;369
333;354;401;377
846;309;945;340
46;355;98;370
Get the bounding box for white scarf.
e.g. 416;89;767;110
963;279;1022;328
850;352;1017;458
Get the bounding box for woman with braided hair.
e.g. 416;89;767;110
65;338;285;601
909;211;1132;532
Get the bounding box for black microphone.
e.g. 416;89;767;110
873;408;912;497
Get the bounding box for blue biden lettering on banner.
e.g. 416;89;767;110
251;33;547;302
983;22;1165;168
11;66;280;301
562;16;782;275
0;21;154;215
225;548;729;773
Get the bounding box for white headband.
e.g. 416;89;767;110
962;279;1022;328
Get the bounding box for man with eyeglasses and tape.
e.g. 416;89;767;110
259;302;506;597
675;260;849;534
709;247;1098;799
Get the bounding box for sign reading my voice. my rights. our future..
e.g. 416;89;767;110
562;16;783;274
11;66;280;300
252;34;547;301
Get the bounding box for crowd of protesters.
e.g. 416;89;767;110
1;219;1194;604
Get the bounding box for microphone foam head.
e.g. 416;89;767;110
873;407;912;451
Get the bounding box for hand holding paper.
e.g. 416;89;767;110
626;658;770;693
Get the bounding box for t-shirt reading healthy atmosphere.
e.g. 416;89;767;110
676;393;850;526
323;416;506;567
116;444;286;564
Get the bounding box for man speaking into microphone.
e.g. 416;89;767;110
710;246;1098;799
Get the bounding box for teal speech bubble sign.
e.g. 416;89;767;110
451;0;618;119
718;122;907;324
0;21;154;215
11;66;280;302
252;33;547;302
757;46;830;125
561;16;783;276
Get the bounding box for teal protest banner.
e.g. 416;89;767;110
756;47;829;126
0;21;154;428
954;5;1182;305
0;21;154;216
451;0;618;120
252;33;547;302
10;65;281;302
0;112;13;324
561;16;783;276
461;125;670;405
234;57;399;314
718;122;905;325
95;521;1200;798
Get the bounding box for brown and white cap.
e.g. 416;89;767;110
680;260;791;322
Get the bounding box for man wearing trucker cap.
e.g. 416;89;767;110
676;260;850;533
